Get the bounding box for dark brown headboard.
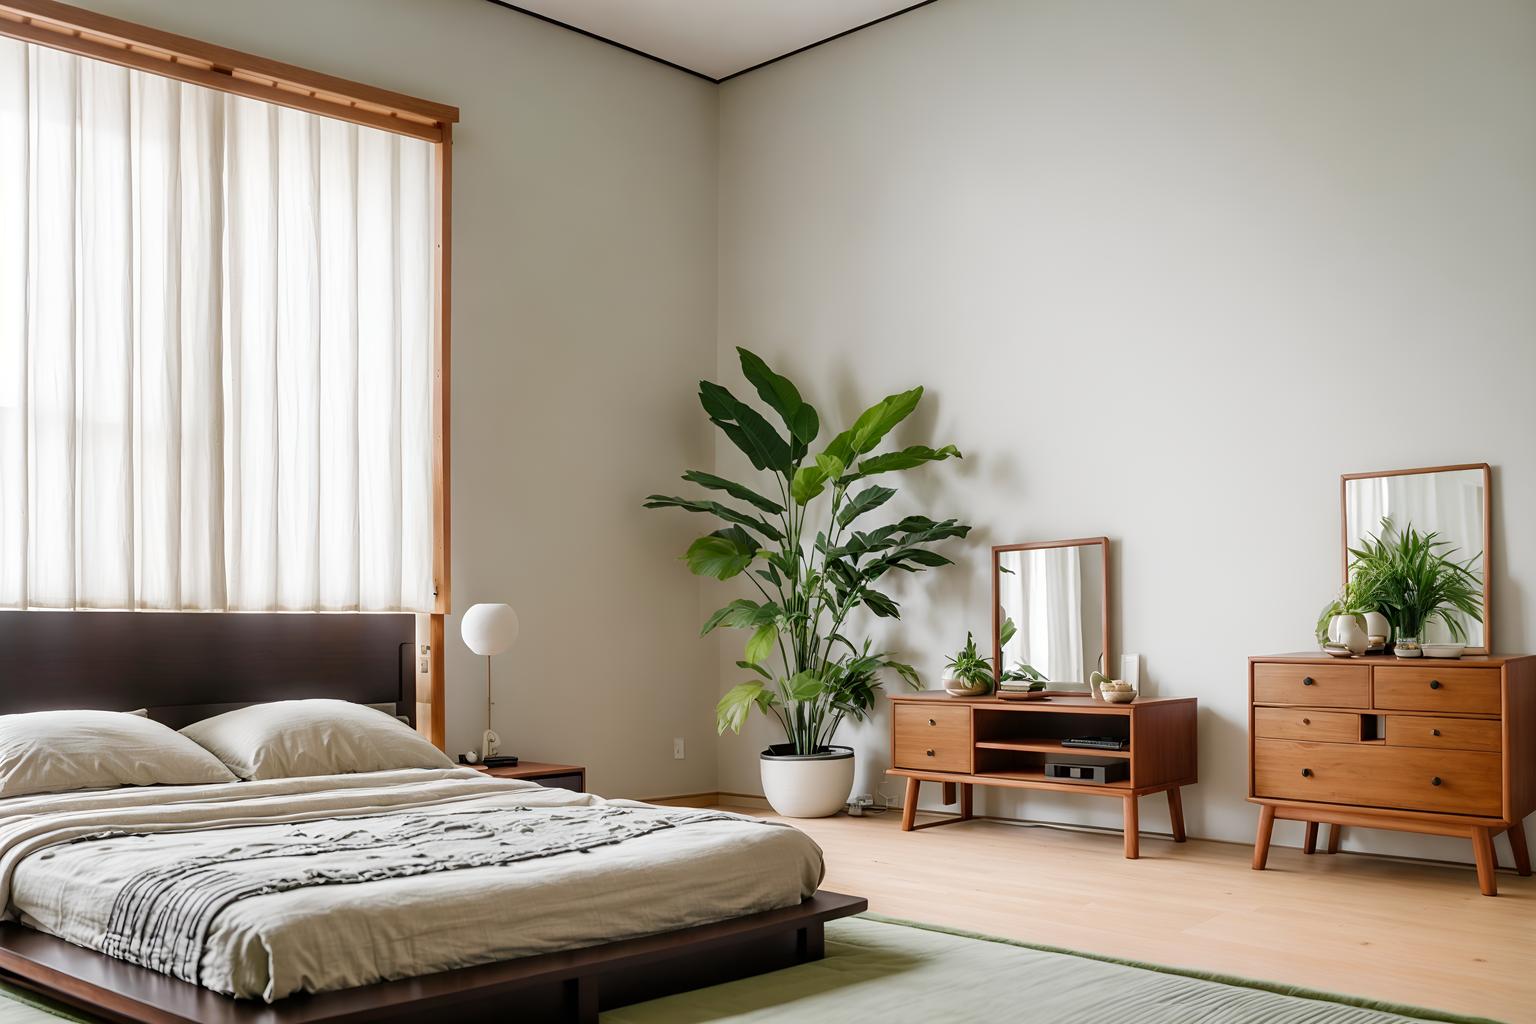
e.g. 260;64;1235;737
0;611;415;728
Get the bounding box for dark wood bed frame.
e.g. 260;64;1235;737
0;611;867;1022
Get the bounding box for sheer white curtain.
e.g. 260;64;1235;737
0;39;435;612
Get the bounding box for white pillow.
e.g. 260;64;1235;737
0;710;238;799
180;699;456;781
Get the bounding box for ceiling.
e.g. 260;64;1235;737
494;0;932;82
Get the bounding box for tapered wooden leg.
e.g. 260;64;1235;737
1123;794;1139;859
1326;823;1342;854
1507;821;1531;877
1303;821;1318;855
1166;787;1186;843
1471;826;1498;896
960;783;973;821
900;777;919;832
941;781;957;805
1252;805;1275;870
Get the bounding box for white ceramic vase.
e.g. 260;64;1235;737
1328;613;1369;656
759;745;855;818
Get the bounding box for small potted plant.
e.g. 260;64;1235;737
943;632;995;696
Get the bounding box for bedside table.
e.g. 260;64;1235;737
472;761;586;793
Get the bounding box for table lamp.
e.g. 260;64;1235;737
461;603;520;763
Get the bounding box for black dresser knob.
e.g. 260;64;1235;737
1302;677;1315;686
925;749;935;757
1431;728;1441;737
1429;680;1442;690
1301;768;1313;778
1432;777;1443;787
1302;717;1311;725
928;718;936;726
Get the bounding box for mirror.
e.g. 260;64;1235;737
1342;464;1490;652
993;538;1109;692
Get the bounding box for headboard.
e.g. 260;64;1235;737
0;611;416;729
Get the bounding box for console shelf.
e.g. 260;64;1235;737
887;692;1198;858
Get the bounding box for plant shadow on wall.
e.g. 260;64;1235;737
646;349;970;818
1316;517;1482;657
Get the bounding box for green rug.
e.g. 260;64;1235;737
0;915;1499;1023
604;915;1501;1024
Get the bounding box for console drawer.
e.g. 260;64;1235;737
1385;715;1501;753
1373;666;1500;714
1254;707;1360;743
1253;664;1369;708
1253;738;1500;816
893;704;971;772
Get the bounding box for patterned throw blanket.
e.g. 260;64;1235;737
82;804;742;983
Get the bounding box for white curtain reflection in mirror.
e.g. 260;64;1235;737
998;543;1104;688
1344;468;1485;646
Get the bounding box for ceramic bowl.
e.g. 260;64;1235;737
1098;688;1136;704
1421;643;1465;659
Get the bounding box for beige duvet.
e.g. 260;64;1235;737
0;768;824;1001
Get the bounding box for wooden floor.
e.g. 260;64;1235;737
717;804;1535;1022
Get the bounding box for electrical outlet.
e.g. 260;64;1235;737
672;737;685;759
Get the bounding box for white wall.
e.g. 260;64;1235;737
716;0;1536;862
74;0;723;799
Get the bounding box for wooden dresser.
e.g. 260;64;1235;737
886;692;1197;858
1248;653;1535;895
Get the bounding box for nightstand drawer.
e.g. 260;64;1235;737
533;772;586;793
1385;716;1501;753
1254;708;1361;743
893;704;971;772
1373;666;1500;714
1253;664;1369;708
1254;739;1500;816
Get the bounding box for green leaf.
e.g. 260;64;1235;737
643;495;783;541
717;682;777;735
785;670;825;702
744;623;778;665
700;598;779;636
999;615;1018;649
685;527;758;580
698;381;791;473
737;660;773;680
837;485;896;527
862;590;901;618
790;465;829;505
736;348;820;450
851;444;962;479
680;470;784;514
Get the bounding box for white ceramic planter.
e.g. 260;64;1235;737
759;745;855;818
1328;612;1369;655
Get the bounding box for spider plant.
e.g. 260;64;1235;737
1346;517;1483;642
944;632;994;693
1314;579;1376;647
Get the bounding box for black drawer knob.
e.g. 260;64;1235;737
1429;680;1442;690
1301;768;1313;778
1302;717;1311;725
1431;728;1441;737
1302;677;1315;686
925;749;935;757
1432;776;1443;786
928;718;936;726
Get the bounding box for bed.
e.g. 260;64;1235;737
0;611;865;1023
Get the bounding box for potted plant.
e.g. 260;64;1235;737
943;633;994;696
1344;517;1482;657
1314;579;1375;655
645;348;969;817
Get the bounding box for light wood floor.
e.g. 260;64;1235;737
716;805;1535;1022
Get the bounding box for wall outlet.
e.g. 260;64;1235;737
673;737;685;759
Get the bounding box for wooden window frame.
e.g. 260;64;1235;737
0;0;458;747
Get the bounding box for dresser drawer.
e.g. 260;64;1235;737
1254;708;1360;743
1254;739;1500;816
893;704;971;772
1253;664;1369;708
1385;716;1501;753
1373;666;1500;714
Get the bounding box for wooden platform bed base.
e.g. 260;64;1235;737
0;891;866;1024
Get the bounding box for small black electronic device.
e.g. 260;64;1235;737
1060;736;1129;751
481;755;521;768
1044;759;1129;784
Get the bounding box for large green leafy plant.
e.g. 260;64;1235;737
1344;517;1483;641
646;348;970;755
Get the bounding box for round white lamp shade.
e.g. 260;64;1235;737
461;603;519;656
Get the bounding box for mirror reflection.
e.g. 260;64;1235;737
1344;467;1487;648
996;541;1107;691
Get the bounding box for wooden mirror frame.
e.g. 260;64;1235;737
1340;463;1492;654
992;537;1111;693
